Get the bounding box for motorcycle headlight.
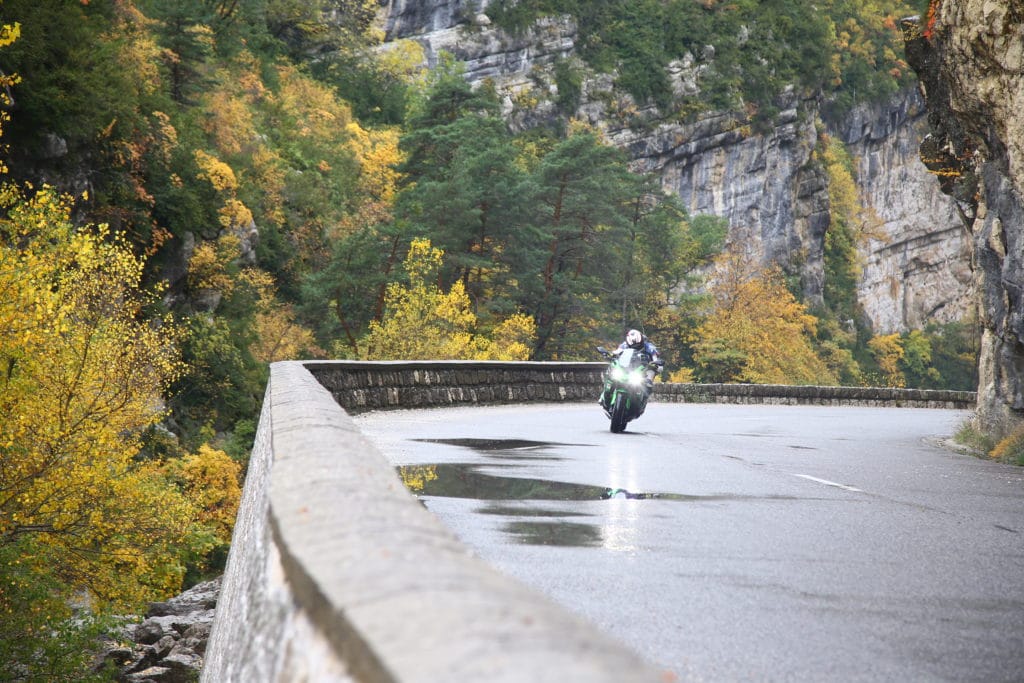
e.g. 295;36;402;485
611;366;627;381
628;370;645;386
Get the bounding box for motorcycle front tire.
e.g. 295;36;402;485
610;394;628;433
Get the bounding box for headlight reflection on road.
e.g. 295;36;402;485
601;445;642;553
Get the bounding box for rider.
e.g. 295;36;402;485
599;329;663;410
618;329;662;391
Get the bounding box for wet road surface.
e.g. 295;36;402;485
355;402;1024;682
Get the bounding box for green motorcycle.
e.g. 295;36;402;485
597;346;660;433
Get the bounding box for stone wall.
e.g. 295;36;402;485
306;360;975;412
202;361;666;683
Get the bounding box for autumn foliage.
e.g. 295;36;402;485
362;239;537;361
692;252;836;385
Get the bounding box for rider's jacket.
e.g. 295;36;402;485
617;339;660;364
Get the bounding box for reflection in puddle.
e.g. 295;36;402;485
413;437;582;451
412;437;596;461
396;462;802;549
397;463;678;501
505;521;604;547
478;504;591;518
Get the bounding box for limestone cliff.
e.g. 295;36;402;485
377;0;970;335
838;92;972;333
903;0;1024;434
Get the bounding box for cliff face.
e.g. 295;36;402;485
904;0;1024;434
839;93;972;333
378;0;970;334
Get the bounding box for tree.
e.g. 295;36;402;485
692;252;836;385
0;185;197;604
529;128;639;358
867;333;905;387
361;239;535;360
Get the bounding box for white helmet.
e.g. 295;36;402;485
626;329;643;348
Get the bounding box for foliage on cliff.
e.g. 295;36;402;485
362;239;537;361
488;0;919;120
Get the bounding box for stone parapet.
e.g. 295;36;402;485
654;382;975;409
306;360;605;412
202;361;665;683
307;360;975;411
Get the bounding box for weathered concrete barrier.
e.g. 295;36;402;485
306;360;976;411
203;360;975;682
202;361;666;683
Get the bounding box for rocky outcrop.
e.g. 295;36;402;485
838;90;972;332
617;93;832;305
378;0;971;333
101;578;219;682
903;1;1024;435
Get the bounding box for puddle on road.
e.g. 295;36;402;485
414;437;571;450
477;504;591;518
397;463;638;501
505;520;604;547
396;462;805;547
412;437;595;461
398;435;807;548
397;462;803;504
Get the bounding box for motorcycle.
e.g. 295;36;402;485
596;346;662;433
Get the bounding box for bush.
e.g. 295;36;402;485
990;424;1024;466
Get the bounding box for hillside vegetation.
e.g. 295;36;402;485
0;0;975;677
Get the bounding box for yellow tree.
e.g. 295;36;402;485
868;333;906;387
362;239;535;360
0;185;196;608
692;253;836;385
244;268;324;363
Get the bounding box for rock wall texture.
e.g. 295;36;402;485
838;92;972;332
903;0;1024;435
376;0;971;334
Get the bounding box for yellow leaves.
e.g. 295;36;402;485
275;62;353;139
219;198;254;230
0;23;20;49
473;313;536;361
165;445;241;545
398;465;438;493
362;240;537;361
668;367;695;383
244;269;324;363
376;39;427;84
188;234;240;293
204;90;258;157
693;252;835;385
404;237;443;284
346;122;402;203
194;149;239;194
868;333;905;387
1;184;187;609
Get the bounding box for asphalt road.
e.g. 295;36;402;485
355;402;1024;682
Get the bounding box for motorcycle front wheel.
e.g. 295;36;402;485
610;394;628;433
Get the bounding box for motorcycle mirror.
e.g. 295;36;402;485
596;346;608;355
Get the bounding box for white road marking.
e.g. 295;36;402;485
793;474;863;492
